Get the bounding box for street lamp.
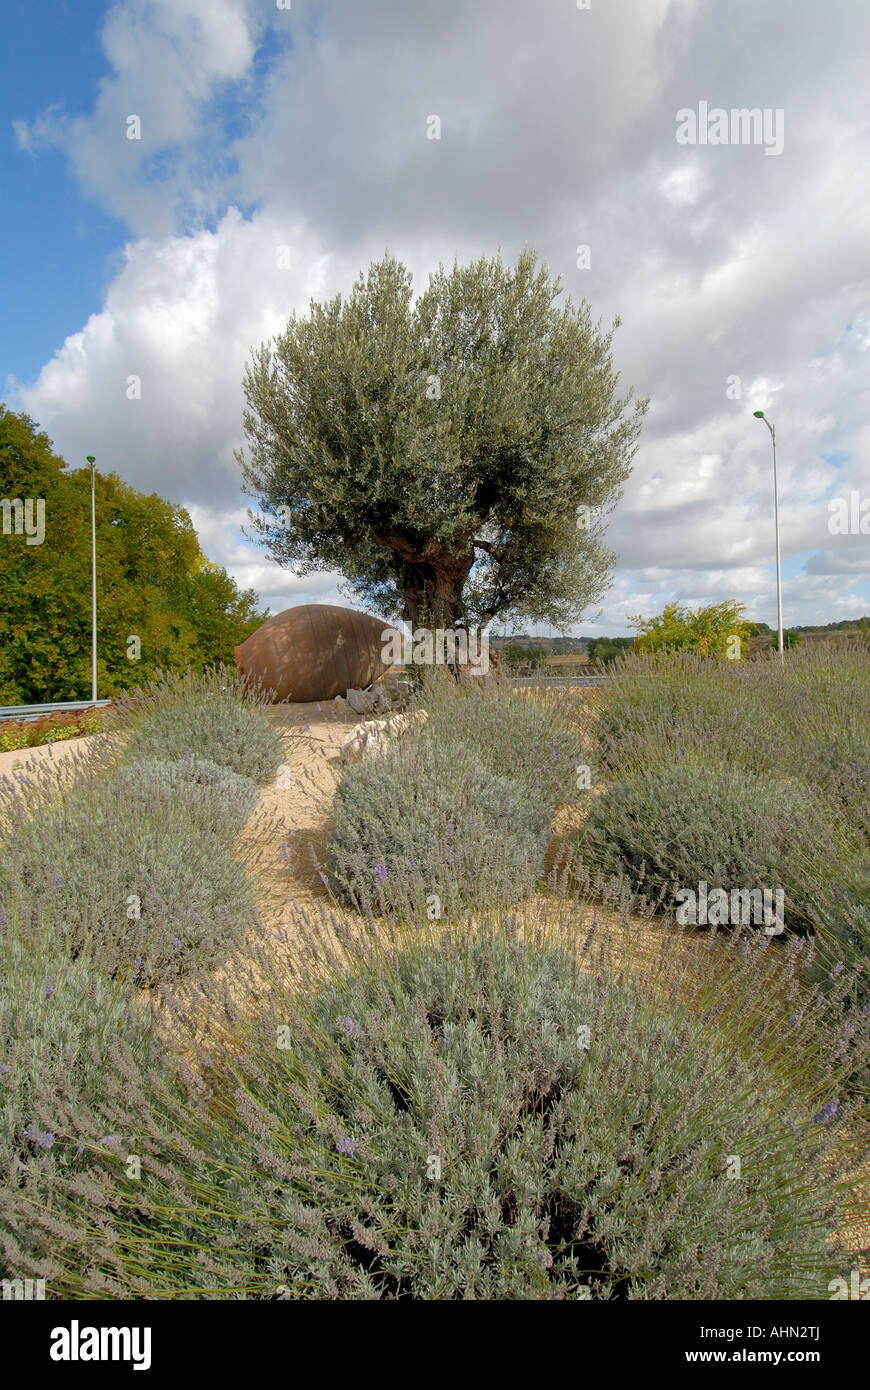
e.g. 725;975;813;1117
752;411;784;659
86;455;97;701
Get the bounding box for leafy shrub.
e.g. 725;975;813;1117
106;665;286;785
418;676;585;811
578;760;821;930
16;921;864;1299
327;737;550;913
629;599;753;657
0;753;259;986
0;920;159;1282
0;707;107;753
112;756;259;838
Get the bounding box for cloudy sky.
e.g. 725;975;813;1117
3;0;868;635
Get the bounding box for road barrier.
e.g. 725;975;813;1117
0;700;112;724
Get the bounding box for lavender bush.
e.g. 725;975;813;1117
105;664;287;785
583;641;870;983
0;751;260;986
417;673;586;812
5;911;866;1299
577;760;821;932
327;737;550;914
111;756;259;838
0;915;160;1283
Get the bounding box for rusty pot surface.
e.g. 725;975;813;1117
234;603;393;703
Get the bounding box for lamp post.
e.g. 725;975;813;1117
752;411;784;659
86;455;97;701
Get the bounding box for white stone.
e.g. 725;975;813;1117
339;709;429;763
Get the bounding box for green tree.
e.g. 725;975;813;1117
501;643;529;667
501;643;548;669
0;407;268;703
628;601;753;659
587;637;633;664
238;248;647;633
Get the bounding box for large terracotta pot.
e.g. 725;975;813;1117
234;604;393;703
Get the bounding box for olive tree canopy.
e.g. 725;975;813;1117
238;248;647;631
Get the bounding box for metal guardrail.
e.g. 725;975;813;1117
0;700;112;724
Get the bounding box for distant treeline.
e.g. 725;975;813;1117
494;618;870;663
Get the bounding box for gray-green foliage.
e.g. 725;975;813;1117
592;642;870;845
108;665;286;785
14;925;859;1300
418;678;585;812
0;754;259;986
254;933;843;1298
583;642;870;978
112;756;259;838
0;923;159;1281
578;760;820;929
328;737;550;913
238;248;647;630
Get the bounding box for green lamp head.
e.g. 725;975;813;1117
753;411;764;419
86;454;96;463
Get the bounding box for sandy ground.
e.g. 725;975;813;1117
0;735;97;782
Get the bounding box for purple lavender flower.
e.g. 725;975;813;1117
374;865;388;884
43;977;56;999
337;1016;360;1039
190;910;201;921
0;1062;10;1074
830;962;845;978
336;1137;356;1156
23;1125;55;1150
279;840;290;862
54;874;62;889
171;936;182;948
813;1098;840;1125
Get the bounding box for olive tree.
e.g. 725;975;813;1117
237;248;646;631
